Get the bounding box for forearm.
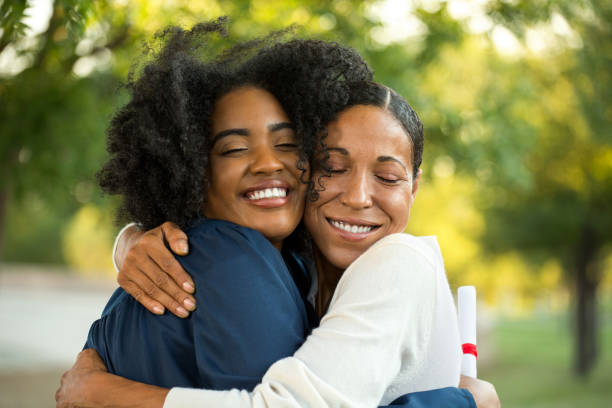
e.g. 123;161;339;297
82;371;169;408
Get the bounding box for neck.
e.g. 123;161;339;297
313;246;345;319
271;240;283;251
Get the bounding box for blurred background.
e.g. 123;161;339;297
0;0;610;406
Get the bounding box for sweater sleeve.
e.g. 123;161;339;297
164;234;459;408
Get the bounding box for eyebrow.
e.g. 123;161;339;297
210;122;294;148
326;147;349;155
327;148;407;171
377;155;407;171
269;122;295;132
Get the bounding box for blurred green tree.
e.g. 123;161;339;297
0;0;130;259
477;0;612;376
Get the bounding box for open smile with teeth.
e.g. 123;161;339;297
247;188;288;200
328;219;379;234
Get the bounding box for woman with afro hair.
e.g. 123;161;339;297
56;18;498;408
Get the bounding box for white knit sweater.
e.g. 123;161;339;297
164;233;461;408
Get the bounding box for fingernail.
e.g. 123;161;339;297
183;282;195;293
178;240;189;254
184;298;196;310
177;306;189;317
153;306;164;315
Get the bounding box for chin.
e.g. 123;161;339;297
256;222;296;243
327;248;363;270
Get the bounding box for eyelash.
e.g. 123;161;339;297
221;148;247;156
276;143;298;150
328;169;401;185
376;175;401;184
221;143;297;156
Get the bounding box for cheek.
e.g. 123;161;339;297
209;160;240;192
380;188;414;230
303;200;319;234
282;151;303;175
313;171;344;197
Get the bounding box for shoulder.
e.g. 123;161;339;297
331;233;443;306
181;219;281;269
355;233;442;271
179;219;291;289
185;218;272;251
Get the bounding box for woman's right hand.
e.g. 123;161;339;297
116;221;196;318
459;375;501;408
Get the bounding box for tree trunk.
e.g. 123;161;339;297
573;224;600;377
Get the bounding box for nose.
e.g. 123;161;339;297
340;170;373;209
250;143;284;175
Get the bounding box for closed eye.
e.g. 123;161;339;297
275;143;298;151
221;147;248;156
376;175;401;184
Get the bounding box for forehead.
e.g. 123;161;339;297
211;86;289;129
326;105;413;163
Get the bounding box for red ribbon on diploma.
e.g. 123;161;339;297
462;343;478;358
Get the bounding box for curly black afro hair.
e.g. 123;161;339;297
98;17;373;231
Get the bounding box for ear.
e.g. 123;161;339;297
411;168;422;197
407;168;422;210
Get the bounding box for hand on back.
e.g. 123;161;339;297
116;221;196;318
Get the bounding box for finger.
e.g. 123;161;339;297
121;279;167;316
55;374;66;402
55;386;62;403
147;248;197;305
144;227;195;294
161;222;189;256
120;256;191;315
129;267;191;318
120;243;195;310
139;258;195;314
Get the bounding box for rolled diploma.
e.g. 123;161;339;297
458;285;477;377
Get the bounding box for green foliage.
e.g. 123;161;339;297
477;0;612;267
0;0;30;53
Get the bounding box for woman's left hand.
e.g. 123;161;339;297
55;349;108;407
459;375;501;408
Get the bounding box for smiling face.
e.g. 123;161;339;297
304;104;420;270
204;86;307;249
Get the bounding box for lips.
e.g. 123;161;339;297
246;187;287;200
242;180;292;208
326;217;381;239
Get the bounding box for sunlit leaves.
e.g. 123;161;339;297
0;0;31;52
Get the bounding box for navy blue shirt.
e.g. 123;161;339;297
86;219;474;406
